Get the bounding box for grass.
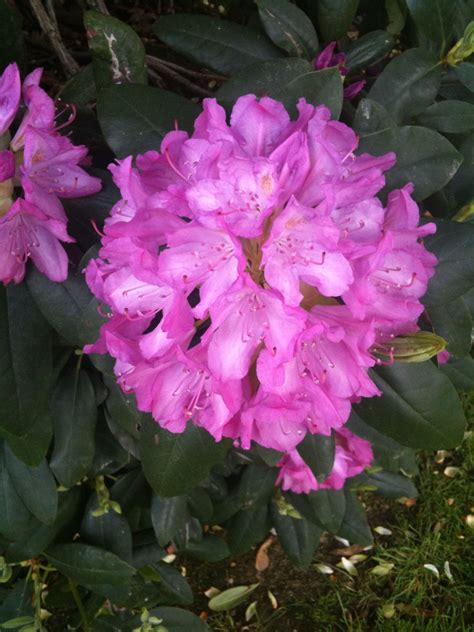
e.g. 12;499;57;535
202;393;474;631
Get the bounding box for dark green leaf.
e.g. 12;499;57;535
307;490;346;533
418;100;474;133
173;516;202;550
45;543;135;587
344;30;395;72
110;468;149;515
0;0;24;68
91;413;132;476
154;14;283;75
26;268;103;347
368;49;441;124
85;10;147;91
315;0;359;41
80;496;133;563
358;126;462;200
353;98;396;136
90;574;163;608
183;534;230;562
218;61;343;119
423;220;474;306
0;411;52;467
455;62;474;92
448;132;474;207
0;581;33;625
440;357;474;390
104;375;143;440
209;583;259;612
50;371;98;487
297;433;335;481
337;490;373;545
256;0;319;58
150;562;193;606
4;443;57;525
187;488;213;522
0;284;53;437
362;470;418;498
59;64;97;106
406;0;461;57
385;0;408;35
355;362;466;449
140;419;230;497
228;505;270;555
97;83;200;158
237;464;278;509
149;607;209;631
427;298;472;358
0;445;33;541
151;495;189;546
271;503;322;568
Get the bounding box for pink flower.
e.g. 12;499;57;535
314;42;366;99
85;95;437;494
0;63;101;284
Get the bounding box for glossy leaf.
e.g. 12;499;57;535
154;14;283;75
440;357;474;391
355;362;466;449
85;11;147;91
448;132;474;206
344;30;395;72
427;298;472;357
228;505;270;555
363;470;418;498
151;495;189;546
256;0;319;58
140;419;230;497
0;411;52;467
369;48;441;124
406;0;461;56
0;445;34;541
0;284;53;437
307;489;346;533
4;443;57;525
97;83;200;158
358;126;462;200
80;496;133;563
455;62;474;92
297;432;335;481
183;534;231;562
315;0;359;41
353;98;396;135
150;562;193;606
237;464;278;509
418;100;474;132
209;583;259;612
271;504;322;568
50;371;98;487
59;64;96;106
337;490;373;546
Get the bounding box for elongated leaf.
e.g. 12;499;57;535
455;62;474;92
183;534;230;562
0;445;33;541
316;0;359;41
441;357;474;390
59;64;96;106
406;0;461;57
423;220;474;306
0;284;53;437
50;371;98;488
271;504;322;568
355;362;465;449
358;126;462;200
364;470;418;498
85;10;147;91
228;505;270;555
297;433;335;481
4;443;57;525
448;132;474;206
97;83;200;158
344;30;395;72
45;543;135;587
151;495;189;546
237;464;278;509
427;298;472;358
353;98;396;136
150;608;208;632
0;411;52;467
154;14;283;75
418;100;474;132
140;419;230;497
368;48;441;124
151;562;193;606
104;374;143;440
209;584;259;612
256;0;319;58
307;490;346;533
337;490;373;546
218;60;343;119
81;496;133;563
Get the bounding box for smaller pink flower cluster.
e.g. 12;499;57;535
0;63;101;284
85;95;437;494
315;42;366;99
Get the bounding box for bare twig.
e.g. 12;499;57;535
29;0;80;76
147;67;165;88
145;55;213;97
147;54;226;81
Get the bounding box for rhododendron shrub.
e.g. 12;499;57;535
84;95;437;495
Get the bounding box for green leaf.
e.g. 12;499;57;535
218;60;343;119
448;132;474;207
0;0;24;68
97;83;200;158
355;362;466;449
59;64;96;106
50;371;98;487
26;268;103;347
151;495;189;547
150;562;193;606
84;10;147;91
417;100;474;133
271;504;322;568
209;583;259;612
228;505;270;555
440;357;474;390
140;419;230;497
0;445;33;541
187;487;213;522
154;14;283;76
256;0;319;59
362;471;418;498
297;433;335;481
385;0;408;35
315;0;359;41
406;0;461;57
237;464;278;509
183;534;230;562
0;411;52;467
368;49;441;124
423;220;474;306
307;490;346;533
455;62;474;92
104;374;143;440
427;298;472;358
0;581;33;628
353;98;396;136
4;443;57;525
337;490;373;546
45;543;135;587
357;126;462;201
344;30;395;72
149;607;208;631
80;496;133;563
0;284;53;437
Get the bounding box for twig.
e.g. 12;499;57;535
148;67;165;88
146;56;213;97
29;0;80;76
147;54;226;81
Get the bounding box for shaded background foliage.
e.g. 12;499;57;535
0;0;473;629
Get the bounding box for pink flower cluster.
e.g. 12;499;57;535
85;95;436;494
314;42;366;99
0;63;101;284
